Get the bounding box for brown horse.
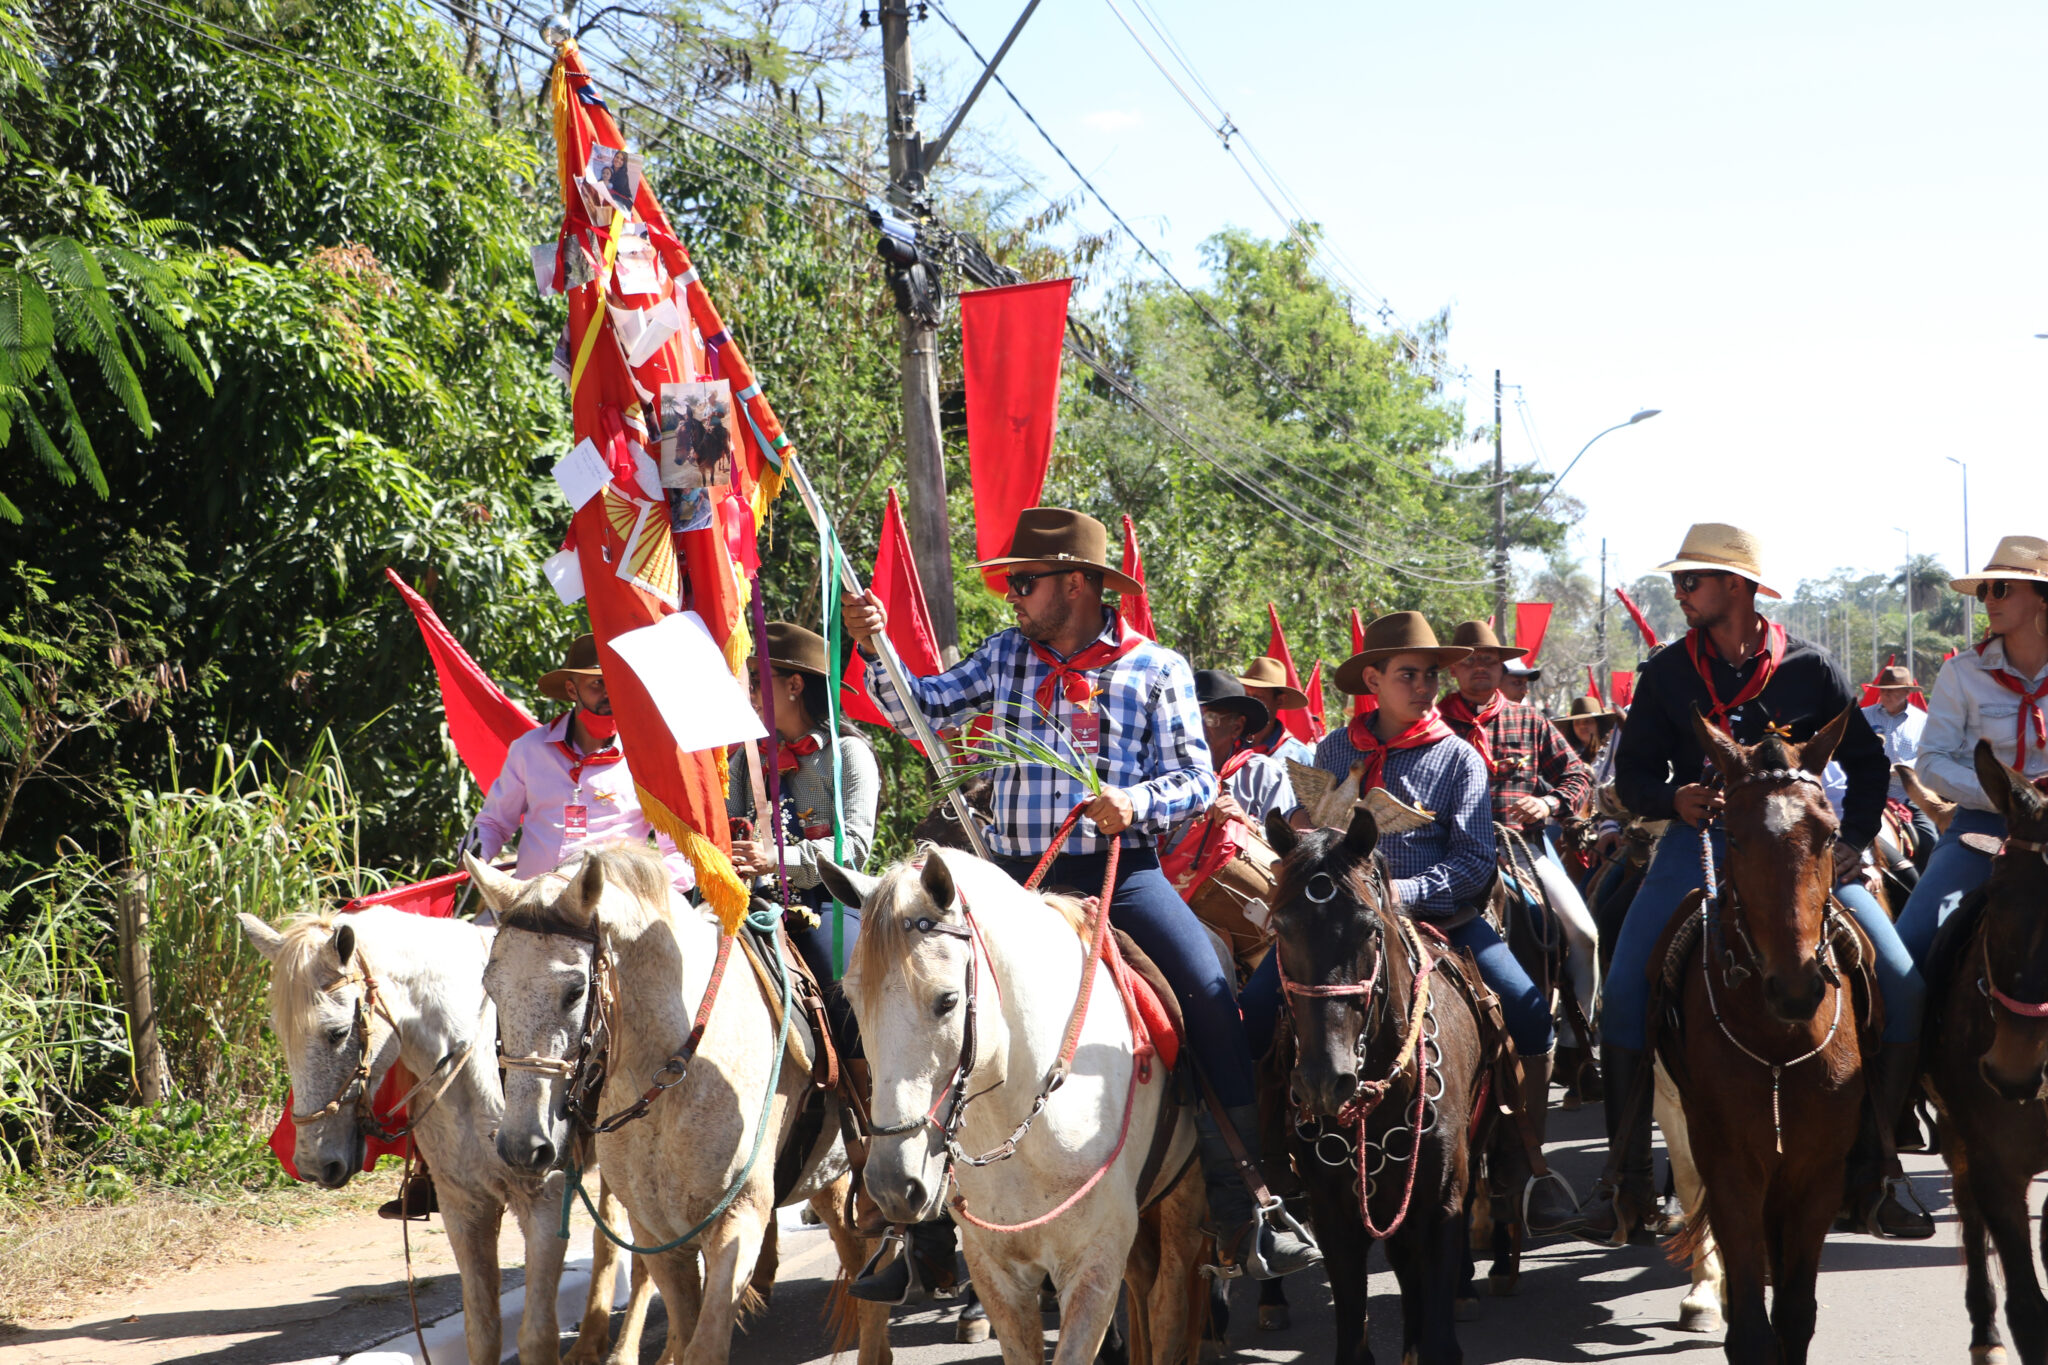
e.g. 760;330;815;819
1263;806;1502;1365
1651;709;1877;1365
1924;740;2048;1365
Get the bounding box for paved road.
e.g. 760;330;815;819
593;1103;1984;1365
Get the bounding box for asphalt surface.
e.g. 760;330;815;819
568;1102;1987;1365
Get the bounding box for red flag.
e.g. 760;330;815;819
1118;514;1157;640
1349;609;1376;717
1614;587;1660;650
1514;602;1553;663
1303;660;1327;740
1587;665;1606;706
1858;654;1928;711
843;488;944;727
962;279;1071;588
1266;604;1314;742
384;569;538;792
1610;671;1635;708
341;870;467;918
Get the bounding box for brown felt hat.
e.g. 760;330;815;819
538;633;604;702
1334;612;1470;695
1874;664;1918;690
1949;535;2048;596
760;621;831;678
1555;694;1620;724
1449;620;1528;662
970;507;1143;595
1234;656;1309;710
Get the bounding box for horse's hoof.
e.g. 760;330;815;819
1487;1273;1519;1298
955;1315;993;1345
1561;1091;1582;1112
1971;1347;2007;1365
1455;1296;1481;1322
1257;1304;1290;1332
1678;1301;1723;1334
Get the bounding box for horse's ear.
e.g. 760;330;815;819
238;913;285;963
1690;706;1744;777
1975;739;2026;821
818;859;882;909
920;853;957;913
464;852;525;914
332;921;356;968
564;854;607;922
1797;706;1854;775
1264;809;1298;857
1344;804;1380;859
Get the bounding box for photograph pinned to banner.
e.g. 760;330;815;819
613;225;660;296
530;238;597;296
549;324;572;387
657;380;736;533
587;144;643;212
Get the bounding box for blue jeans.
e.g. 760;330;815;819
1000;847;1256;1108
1239;912;1554;1060
1895;807;2005;964
1604;825;1923;1048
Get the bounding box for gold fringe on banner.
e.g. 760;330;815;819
641;784;749;933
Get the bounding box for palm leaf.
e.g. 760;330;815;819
929;695;1106;802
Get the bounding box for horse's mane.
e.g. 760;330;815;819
496;842;676;937
846;847;1087;1016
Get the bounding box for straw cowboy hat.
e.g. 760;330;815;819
1653;522;1782;599
1449;619;1528;662
538;633;604;702
760;621;831;678
1334;612;1471;695
1874;663;1918;690
1193;669;1270;732
1949;535;2048;596
1555;694;1621;724
970;507;1144;595
1234;655;1309;711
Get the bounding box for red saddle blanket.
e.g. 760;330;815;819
1102;928;1182;1074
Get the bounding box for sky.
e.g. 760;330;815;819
918;0;2048;598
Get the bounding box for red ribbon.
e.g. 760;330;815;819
1437;689;1502;779
1685;619;1787;728
1029;621;1143;712
1344;707;1456;793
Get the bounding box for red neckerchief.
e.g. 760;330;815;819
1030;617;1144;711
1345;706;1455;792
778;731;825;775
1685;617;1787;728
1249;724;1289;756
1438;689;1503;780
1977;639;2048;766
549;716;625;784
1217;744;1257;786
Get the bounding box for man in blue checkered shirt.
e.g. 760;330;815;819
845;507;1320;1282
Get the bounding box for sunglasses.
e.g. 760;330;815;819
1005;569;1071;597
1977;580;2021;602
1671;571;1730;595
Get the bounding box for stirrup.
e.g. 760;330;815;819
1202;1196;1319;1281
852;1227;924;1307
1521;1170;1579;1230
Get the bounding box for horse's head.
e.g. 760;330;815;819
1967;740;2048;1101
1693;706;1850;1024
239;912;402;1189
822;849;977;1225
473;847;664;1173
1264;806;1397;1118
909;775;995;850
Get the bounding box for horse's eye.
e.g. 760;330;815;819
326;1025;351;1047
934;992;960;1017
563;982;586;1011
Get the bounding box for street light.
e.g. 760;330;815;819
1894;526;1913;679
1946;455;1971;642
1510;408;1662;538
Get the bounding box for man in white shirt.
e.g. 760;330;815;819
1862;663;1927;803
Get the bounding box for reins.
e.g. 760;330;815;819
290;956;479;1143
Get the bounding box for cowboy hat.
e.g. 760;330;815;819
1503;657;1542;681
1449;620;1528;662
1555;694;1620;724
1194;669;1270;732
1653;522;1782;599
1234;655;1309;711
538;633;604;702
760;621;831;678
1949;535;2048;596
969;507;1144;595
1873;663;1918;690
1334;612;1470;695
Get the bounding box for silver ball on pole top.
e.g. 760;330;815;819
541;13;573;47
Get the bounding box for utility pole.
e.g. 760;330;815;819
879;2;960;660
1597;538;1608;687
1492;369;1507;628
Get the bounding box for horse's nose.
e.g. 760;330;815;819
871;1176;928;1225
1309;1068;1361;1117
317;1158;350;1188
1763;968;1825;1023
499;1131;555;1171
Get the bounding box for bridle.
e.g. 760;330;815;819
290;953;478;1142
865;910;993;1159
1978;834;2048;1021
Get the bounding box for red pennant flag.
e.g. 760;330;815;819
1266;604;1314;742
1349;609;1376;717
384;569;538;792
1303;660;1327;740
962;278;1072;590
1118;514;1157;640
1858;654;1928;711
1587;665;1606;706
1614;587;1660;650
1514;602;1553;663
842;488;944;727
1610;671;1635;708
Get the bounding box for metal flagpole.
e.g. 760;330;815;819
781;451;993;861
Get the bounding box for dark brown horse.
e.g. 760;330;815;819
1925;740;2048;1365
1263;806;1501;1365
1652;709;1877;1365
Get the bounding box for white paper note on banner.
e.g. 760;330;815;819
609;612;766;753
625;297;683;369
614;235;659;296
629;444;662;501
551;438;612;512
542;548;585;605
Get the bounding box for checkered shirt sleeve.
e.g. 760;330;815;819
1485;702;1592;827
865;619;1217;857
1312;727;1495;917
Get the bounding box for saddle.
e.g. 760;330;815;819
734;907;837;1092
1107;926;1183;1073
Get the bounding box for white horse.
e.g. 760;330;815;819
469;845;889;1365
818;847;1207;1365
240;906;621;1365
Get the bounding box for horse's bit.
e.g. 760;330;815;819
291;955;476;1141
495;925;628;1134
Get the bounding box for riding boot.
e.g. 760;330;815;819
1198;1103;1322;1280
1843;1043;1935;1240
1569;1045;1658;1246
378;1160;437;1221
1512;1053;1583;1236
849;1217;962;1304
